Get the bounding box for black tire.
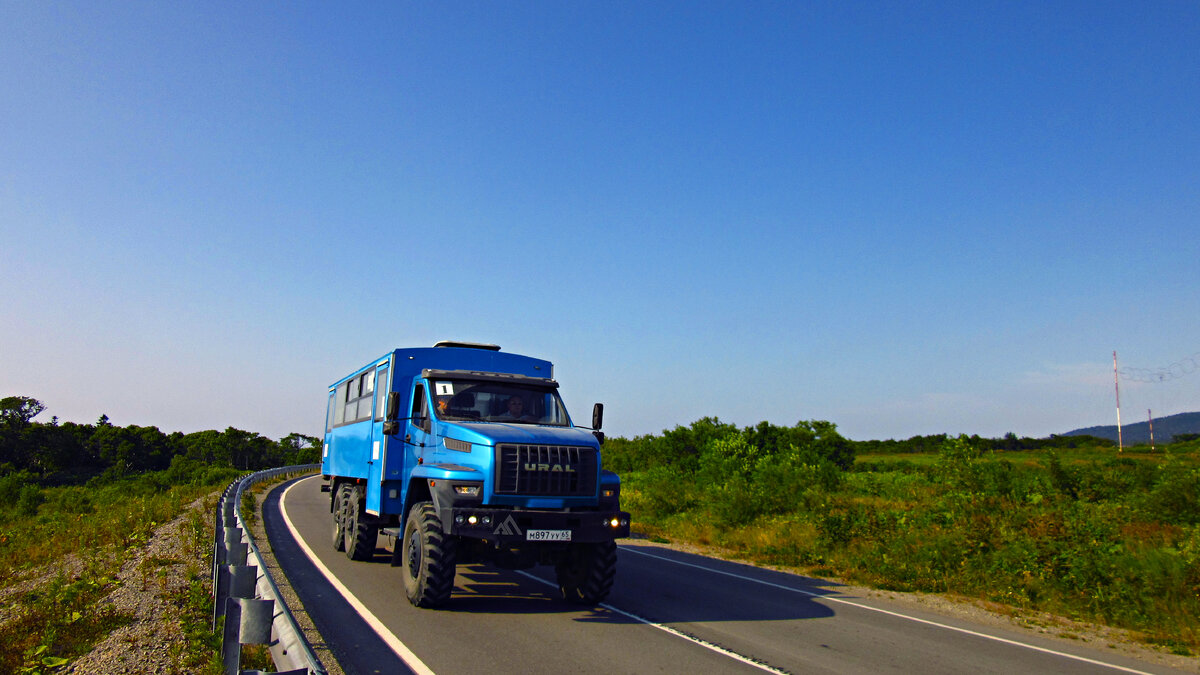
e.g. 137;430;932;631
343;486;377;561
331;485;348;552
556;540;617;605
400;502;457;608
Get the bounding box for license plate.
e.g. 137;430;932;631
526;529;571;542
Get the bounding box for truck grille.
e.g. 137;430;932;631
495;444;598;496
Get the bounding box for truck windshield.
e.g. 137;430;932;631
431;380;571;426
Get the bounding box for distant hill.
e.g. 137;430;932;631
1064;411;1200;445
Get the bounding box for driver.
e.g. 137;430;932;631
502;395;531;422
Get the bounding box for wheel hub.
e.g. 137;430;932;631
407;530;422;580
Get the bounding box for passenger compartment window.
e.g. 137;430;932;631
335;369;380;427
375;366;390;421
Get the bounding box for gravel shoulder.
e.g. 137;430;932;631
63;495;212;675
242;476;345;675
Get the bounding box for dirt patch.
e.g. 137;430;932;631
64;496;211;675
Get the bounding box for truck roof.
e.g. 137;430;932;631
330;343;553;389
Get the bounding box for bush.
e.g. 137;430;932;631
47;487;94;515
0;471;37;509
16;484;45;517
1142;458;1200;524
623;466;697;520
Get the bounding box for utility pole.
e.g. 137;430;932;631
1113;351;1123;452
1149;409;1155;451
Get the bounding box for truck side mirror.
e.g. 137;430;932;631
386;392;401;420
382;420;399;435
592;403;604;431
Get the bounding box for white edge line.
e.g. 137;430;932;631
280;476;437;675
514;570;788;675
621;547;1155;675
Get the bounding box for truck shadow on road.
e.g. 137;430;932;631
377;543;842;625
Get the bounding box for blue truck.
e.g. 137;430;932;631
322;341;629;607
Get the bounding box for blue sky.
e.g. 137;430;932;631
2;2;1198;442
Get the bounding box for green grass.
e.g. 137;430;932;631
0;477;224;673
625;441;1200;651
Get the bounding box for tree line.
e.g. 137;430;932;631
849;430;1116;454
600;417;1119;477
0;396;321;487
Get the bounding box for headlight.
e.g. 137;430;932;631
454;485;480;497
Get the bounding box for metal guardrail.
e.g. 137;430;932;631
213;465;327;675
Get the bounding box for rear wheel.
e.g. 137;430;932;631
331;485;348;552
401;501;457;607
556;540;617;605
343;486;377;561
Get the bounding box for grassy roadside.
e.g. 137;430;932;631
0;471;239;674
620;439;1200;655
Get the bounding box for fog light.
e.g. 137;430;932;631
609;518;620;528
621;518;629;526
468;515;478;525
481;515;492;526
455;514;465;525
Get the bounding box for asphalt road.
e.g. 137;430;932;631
262;475;1195;675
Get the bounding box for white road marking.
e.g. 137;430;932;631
622;546;1156;675
280;476;436;675
515;570;788;674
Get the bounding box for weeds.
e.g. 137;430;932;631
623;435;1200;651
0;475;222;672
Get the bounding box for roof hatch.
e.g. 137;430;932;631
433;341;501;351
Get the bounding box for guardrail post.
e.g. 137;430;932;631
214;527;249;628
212;565;229;630
230;564;257;600
225;528;248;566
222;597;274;675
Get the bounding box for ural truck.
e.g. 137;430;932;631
321;341;629;608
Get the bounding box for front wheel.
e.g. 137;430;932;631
401;502;457;608
556;540;617;605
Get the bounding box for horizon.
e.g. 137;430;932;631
12;392;1198;444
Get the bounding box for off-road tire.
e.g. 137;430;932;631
556;540;617;605
401;501;457;608
343;486;377;561
331;485;348;552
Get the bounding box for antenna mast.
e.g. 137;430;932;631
1113;351;1123;452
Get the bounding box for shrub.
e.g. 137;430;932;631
15;484;44;517
0;471;36;509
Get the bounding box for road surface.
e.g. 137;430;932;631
261;475;1195;675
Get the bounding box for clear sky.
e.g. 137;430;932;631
2;2;1198;442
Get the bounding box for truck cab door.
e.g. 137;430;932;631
406;381;434;471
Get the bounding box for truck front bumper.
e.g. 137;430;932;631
440;506;631;543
